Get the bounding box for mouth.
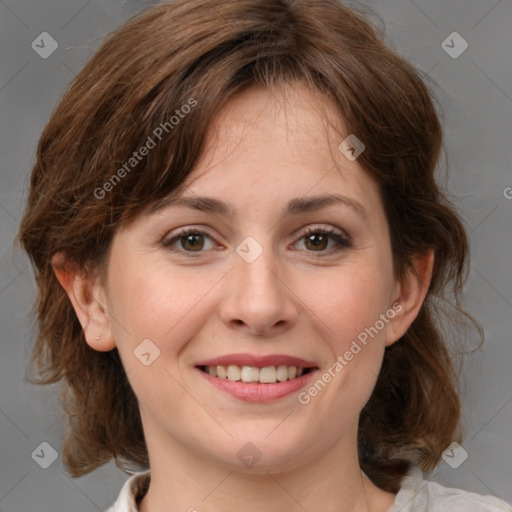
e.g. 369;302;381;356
194;354;319;402
197;364;315;384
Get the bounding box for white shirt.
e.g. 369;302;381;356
105;466;512;511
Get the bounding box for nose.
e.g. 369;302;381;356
219;241;299;337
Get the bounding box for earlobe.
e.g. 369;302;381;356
385;250;434;346
51;251;116;352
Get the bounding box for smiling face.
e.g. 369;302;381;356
59;82;430;476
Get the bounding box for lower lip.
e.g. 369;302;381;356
196;368;318;402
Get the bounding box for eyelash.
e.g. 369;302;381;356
162;225;352;259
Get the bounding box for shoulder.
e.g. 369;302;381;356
104;470;151;512
392;467;512;512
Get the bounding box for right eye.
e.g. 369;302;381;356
162;228;217;257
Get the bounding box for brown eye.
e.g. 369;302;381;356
295;227;352;255
163;229;215;256
304;232;329;251
180;233;205;251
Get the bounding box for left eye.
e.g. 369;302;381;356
163;229;215;253
295;227;352;253
162;227;351;257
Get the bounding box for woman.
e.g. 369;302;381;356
17;0;511;510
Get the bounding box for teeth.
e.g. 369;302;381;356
259;366;276;383
226;364;241;381
276;365;288;382
240;366;259;382
203;364;310;383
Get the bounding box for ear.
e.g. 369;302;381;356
385;249;434;347
51;251;116;351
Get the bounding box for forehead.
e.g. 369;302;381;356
147;83;382;225
197;83;346;170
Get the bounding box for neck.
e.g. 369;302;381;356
138;423;396;512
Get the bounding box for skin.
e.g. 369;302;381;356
53;82;433;512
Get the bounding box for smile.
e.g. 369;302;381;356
194;354;319;402
198;364;313;384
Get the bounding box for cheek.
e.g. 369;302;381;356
293;258;393;412
298;300;388;423
299;261;393;349
105;260;217;411
106;256;221;361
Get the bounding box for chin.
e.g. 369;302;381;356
212;434;312;474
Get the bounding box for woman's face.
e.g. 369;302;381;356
95;83;410;472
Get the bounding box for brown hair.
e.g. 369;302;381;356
17;0;478;493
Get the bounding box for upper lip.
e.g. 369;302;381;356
196;353;318;368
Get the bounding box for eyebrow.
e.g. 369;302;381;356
150;193;368;220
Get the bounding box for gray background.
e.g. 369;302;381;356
1;0;511;510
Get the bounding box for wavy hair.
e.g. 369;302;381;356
17;0;479;493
